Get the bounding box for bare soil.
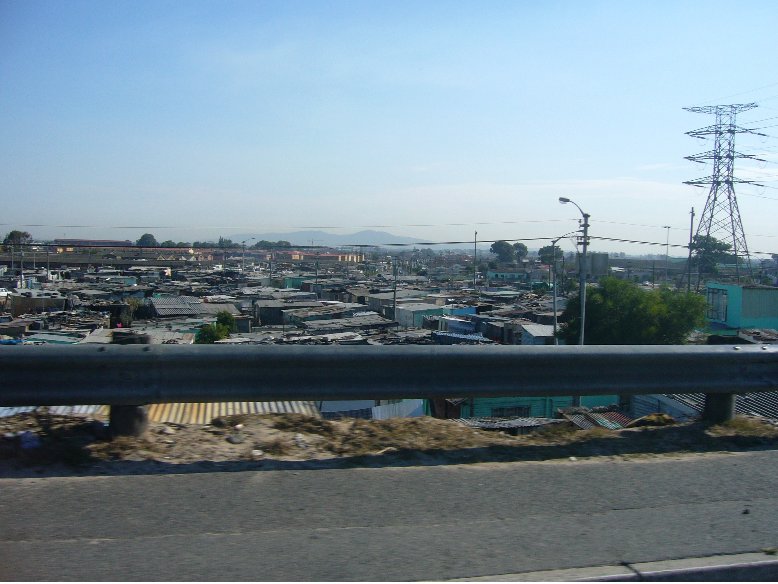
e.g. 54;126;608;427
2;411;778;477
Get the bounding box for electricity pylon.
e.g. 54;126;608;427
684;103;765;287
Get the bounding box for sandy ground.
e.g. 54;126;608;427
2;410;778;477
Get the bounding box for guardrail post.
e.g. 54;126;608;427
702;393;736;424
109;330;150;438
109;405;149;438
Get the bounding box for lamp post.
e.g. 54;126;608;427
559;197;590;347
241;238;255;273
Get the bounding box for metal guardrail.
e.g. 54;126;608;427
2;344;776;407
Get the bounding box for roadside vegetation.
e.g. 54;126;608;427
2;411;778;476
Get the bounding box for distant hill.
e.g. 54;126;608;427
229;230;430;248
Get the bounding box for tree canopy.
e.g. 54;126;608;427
215;310;236;332
3;230;32;249
538;244;562;265
136;233;158;247
512;242;528;261
558;277;706;345
195;323;231;344
490;240;515;263
251;240;292;249
691;234;733;276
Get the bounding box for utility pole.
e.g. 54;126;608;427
473;231;478;291
579;215;589;347
663;225;671;284
559;197;590;348
392;256;398;327
550;236;565;345
687;207;695;293
269;246;273;284
684;103;764;287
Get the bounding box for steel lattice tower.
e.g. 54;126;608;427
684;103;765;285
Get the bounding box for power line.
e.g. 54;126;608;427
743;114;778;124
697;81;778;105
0;219;572;232
7;234;777;256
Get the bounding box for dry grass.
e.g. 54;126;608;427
327;417;512;457
89;436;162;461
211;414;251;428
258;435;296;456
707;416;778;438
270;413;339;437
625;413;678;428
3;411;778;473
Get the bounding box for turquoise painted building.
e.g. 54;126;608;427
441;305;477;317
487;270;526;282
283;276;307;289
426;395;619;418
706;283;778;331
459;395;619;418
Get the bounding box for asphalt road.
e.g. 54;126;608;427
2;452;778;581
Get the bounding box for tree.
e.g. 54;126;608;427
136;233;158;247
160;240;177;248
512;242;528;261
490;240;515;263
195;323;231;344
3;230;31;251
691;235;733;277
538;244;562;265
216;310;236;332
558;277;706;345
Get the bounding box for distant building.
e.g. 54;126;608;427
395;303;447;328
53;239;133;253
518;323;556;345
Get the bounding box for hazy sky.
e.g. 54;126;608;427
2;0;777;255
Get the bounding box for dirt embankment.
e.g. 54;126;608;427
2;411;778;477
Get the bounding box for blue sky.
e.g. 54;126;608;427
2;0;778;255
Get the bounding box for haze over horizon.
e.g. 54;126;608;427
2;1;777;256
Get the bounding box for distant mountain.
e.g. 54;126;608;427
229;230;430;248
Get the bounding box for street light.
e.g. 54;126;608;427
559;197;590;348
241;238;256;273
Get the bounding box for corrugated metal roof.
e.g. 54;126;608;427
596;411;633;427
150;296;201;317
322;407;373;420
456;417;564;429
0;405;106;417
587;412;622;430
1;402;320;424
146;401;320;424
198;303;240;316
665;392;778;421
520;324;555;337
565;414;597;429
